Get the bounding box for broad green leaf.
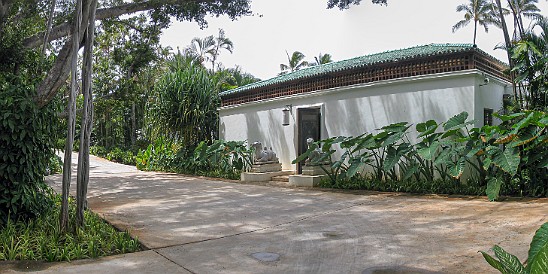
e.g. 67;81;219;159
447;158;466;179
492;245;526;274
480;251;507;273
292;146;314;164
528;222;548;271
416;120;438;137
380;122;410;133
402;165;419;181
346;159;365;179
382;131;405;147
486;176;502;201
443;112;469;131
529;244;548;274
494;112;525;122
434;148;452;166
383;146;399;171
538;116;548;127
509;126;543;147
417;141;440;161
383;145;411;171
491;147;521;176
511;112;536;134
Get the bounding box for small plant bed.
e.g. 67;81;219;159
318;178;486;196
0;195;141;262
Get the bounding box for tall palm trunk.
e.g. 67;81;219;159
473;20;478;44
494;0;518;106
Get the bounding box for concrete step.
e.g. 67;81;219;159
271;175;290;182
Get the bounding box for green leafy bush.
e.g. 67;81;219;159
481;222;548;273
295;111;547;200
136;139;252;180
0;195;140;261
90;146;136;166
106;148;136;165
46;154;63;175
0;78;60;224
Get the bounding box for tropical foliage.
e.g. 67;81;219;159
144;54;219;151
135;139;253;180
0;195;140;261
311;53;333;66
0;79;61;224
452;0;499;44
511;16;547;111
294;111;548;200
481;222;548;273
279;51;309;75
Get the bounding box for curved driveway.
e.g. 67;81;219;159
28;154;548;273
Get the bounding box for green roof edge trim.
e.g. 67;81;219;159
220;43;505;97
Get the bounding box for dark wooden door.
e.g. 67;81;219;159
297;108;321;174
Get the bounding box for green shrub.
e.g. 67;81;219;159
90;146;136;166
0;78;60;224
0;194;141;261
106;148;135;165
296;111;547;199
46;154;63;175
135;139;252;180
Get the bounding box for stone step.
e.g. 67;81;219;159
271;175;290;182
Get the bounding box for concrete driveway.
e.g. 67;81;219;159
3;153;547;273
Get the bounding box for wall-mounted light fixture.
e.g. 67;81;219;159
282;104;292;126
479;74;490;86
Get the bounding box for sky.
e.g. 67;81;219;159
160;0;548;80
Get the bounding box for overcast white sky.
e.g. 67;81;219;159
160;0;547;80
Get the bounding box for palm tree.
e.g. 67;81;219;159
210;29;234;71
311;53;333;66
507;0;541;39
452;0;499;45
185;35;215;65
279;51;308;75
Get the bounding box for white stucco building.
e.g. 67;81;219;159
219;44;511;173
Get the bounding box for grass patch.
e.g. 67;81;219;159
0;195;141;262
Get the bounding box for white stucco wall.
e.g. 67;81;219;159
219;70;510;171
474;74;513;126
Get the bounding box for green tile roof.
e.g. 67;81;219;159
220;43;500;97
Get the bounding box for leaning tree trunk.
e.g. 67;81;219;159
42;0;57;55
60;0;83;233
494;0;518;106
76;0;97;227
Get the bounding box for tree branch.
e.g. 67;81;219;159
24;0;199;48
